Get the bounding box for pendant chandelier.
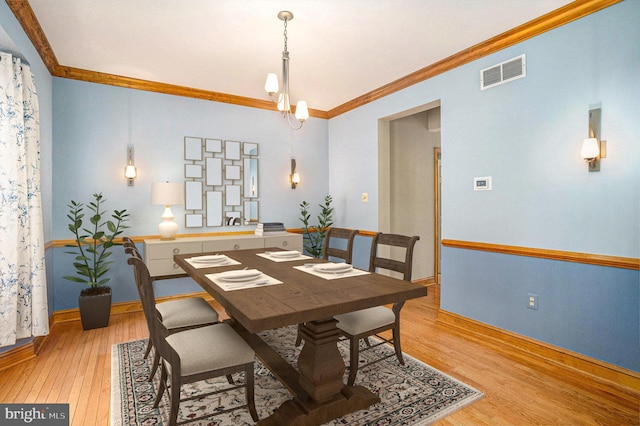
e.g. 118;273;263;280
264;11;308;130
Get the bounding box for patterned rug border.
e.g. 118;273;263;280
400;350;484;425
111;328;483;425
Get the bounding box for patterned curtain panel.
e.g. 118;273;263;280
0;52;48;347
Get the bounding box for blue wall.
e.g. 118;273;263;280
441;247;639;369
50;79;330;310
329;2;639;371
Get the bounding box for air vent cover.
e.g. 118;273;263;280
481;54;526;90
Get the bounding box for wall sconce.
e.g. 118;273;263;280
124;145;137;185
290;158;300;189
580;108;606;172
151;182;184;240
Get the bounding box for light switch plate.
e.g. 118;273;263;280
361;193;369;203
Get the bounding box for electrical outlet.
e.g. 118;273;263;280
527;293;539;310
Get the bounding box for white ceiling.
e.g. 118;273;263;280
28;0;572;111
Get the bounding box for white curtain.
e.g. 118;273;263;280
0;51;48;347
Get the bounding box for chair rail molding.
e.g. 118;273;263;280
441;239;639;270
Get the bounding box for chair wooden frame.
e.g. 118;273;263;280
336;232;420;386
128;256;258;424
123;240;218;381
322;227;359;263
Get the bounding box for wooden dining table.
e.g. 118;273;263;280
174;247;427;425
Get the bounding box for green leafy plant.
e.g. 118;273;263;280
299;195;334;258
64;193;129;296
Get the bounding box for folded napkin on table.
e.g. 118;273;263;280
185;254;241;268
206;269;282;291
293;263;370;280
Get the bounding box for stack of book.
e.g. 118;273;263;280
254;222;287;236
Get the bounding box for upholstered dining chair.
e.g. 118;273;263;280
122;240;220;381
334;232;420;386
295;227;359;347
127;256;258;424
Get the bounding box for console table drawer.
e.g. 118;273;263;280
147;259;187;277
202;237;264;252
263;235;303;251
146;241;203;259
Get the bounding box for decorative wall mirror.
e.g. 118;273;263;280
185;181;203;210
206;191;223;227
185;137;203;160
184;136;259;228
206;158;222;186
243;158;258;198
185;214;203;228
185;164;202;178
244;143;258;156
225;141;241;160
226;211;241;226
244;201;259;224
205;138;222;153
226;165;241;180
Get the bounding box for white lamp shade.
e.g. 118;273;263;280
292;172;301;184
265;73;279;94
295;101;309;121
124;165;137;179
151;182;184;206
580;138;600;159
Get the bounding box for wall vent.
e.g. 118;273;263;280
480;54;526;90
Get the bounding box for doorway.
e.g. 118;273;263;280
378;101;441;301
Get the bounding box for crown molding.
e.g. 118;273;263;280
7;0;621;119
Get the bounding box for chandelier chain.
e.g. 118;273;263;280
283;18;288;52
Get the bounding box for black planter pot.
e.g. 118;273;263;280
78;290;112;330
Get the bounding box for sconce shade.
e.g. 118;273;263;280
581;138;600;159
124;165;137;179
125;145;137;186
290;158;300;189
151;182;184;206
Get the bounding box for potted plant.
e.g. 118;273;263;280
64;193;129;330
299;195;333;258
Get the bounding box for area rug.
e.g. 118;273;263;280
111;326;483;425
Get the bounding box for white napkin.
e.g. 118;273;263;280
257;250;312;262
185;254;241;269
216;269;263;281
206;269;282;291
294;263;370;280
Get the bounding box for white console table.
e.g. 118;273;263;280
144;233;303;278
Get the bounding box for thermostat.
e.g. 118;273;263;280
474;176;492;191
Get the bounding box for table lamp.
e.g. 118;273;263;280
151;182;184;240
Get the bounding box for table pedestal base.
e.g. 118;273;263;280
232;319;380;425
258;385;379;426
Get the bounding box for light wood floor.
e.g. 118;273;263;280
1;290;638;425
